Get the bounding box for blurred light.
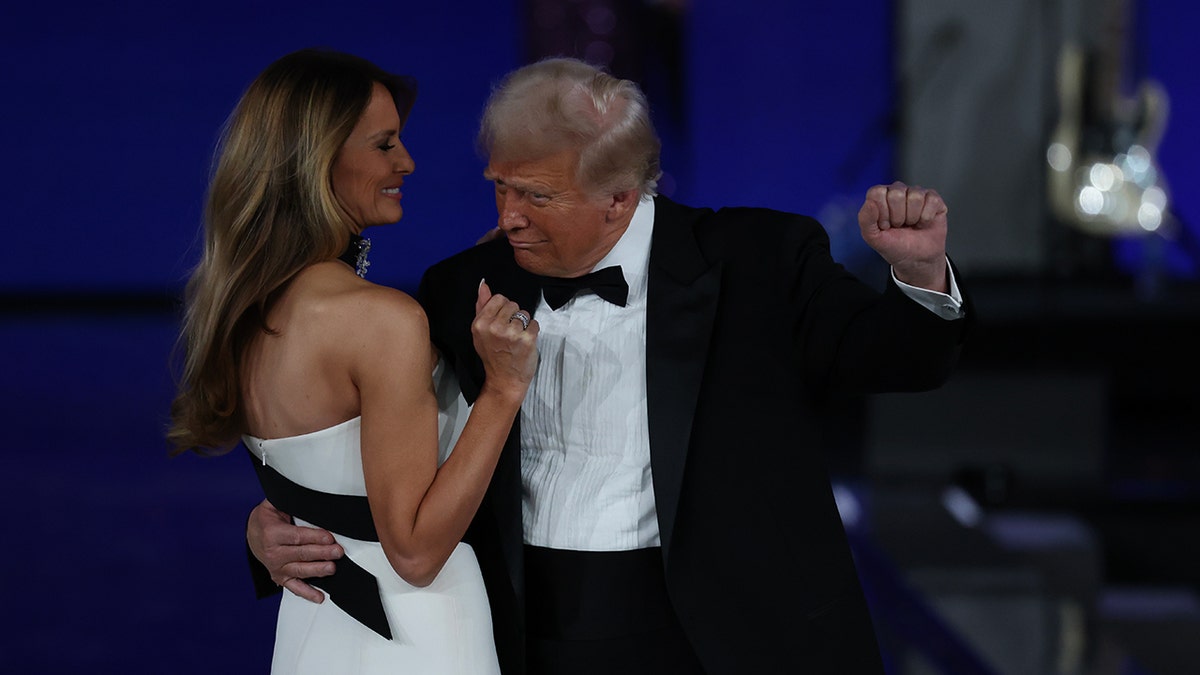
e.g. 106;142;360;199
1122;145;1157;186
1047;142;1072;172
1138;202;1163;231
832;483;861;528
1144;185;1168;210
1126;144;1151;174
1089;162;1117;191
1079;186;1104;215
941;486;982;528
1099;191;1118;216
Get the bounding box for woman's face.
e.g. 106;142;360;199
331;81;415;230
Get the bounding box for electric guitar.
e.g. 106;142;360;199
1046;2;1170;237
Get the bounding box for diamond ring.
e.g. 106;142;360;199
509;311;530;330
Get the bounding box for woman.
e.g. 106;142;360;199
168;49;537;673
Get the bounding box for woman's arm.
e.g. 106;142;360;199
357;281;536;586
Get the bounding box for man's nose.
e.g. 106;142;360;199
498;193;526;230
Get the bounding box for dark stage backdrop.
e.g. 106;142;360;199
1;1;1197;673
2;1;1196;295
1;2;909;298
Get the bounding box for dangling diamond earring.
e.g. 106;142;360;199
353;237;371;278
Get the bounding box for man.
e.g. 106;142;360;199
249;58;969;673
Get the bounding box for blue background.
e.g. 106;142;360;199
2;1;1197;672
2;2;1197;293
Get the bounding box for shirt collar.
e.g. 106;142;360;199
592;195;654;284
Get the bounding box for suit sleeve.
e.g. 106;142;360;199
774;213;972;398
247;517;282;599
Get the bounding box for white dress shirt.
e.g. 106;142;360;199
520;197;659;550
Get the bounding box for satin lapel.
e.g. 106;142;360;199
468;247;542;600
486;252;545;324
645;197;721;566
452;245;543;404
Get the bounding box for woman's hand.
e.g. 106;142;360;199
471;280;538;403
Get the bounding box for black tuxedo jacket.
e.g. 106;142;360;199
417;195;971;674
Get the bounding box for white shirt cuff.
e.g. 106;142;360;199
891;258;964;320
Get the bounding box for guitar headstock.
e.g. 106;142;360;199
1046;38;1171;237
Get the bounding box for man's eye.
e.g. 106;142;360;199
530;193;550;204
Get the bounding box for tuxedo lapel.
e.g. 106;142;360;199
645;197;721;566
489;258;542;601
495;249;545;601
450;243;543;404
438;241;542;604
486;252;545;323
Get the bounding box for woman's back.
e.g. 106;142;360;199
240;260;426;440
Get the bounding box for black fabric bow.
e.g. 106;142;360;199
538;266;629;310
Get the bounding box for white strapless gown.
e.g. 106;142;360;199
244;406;499;674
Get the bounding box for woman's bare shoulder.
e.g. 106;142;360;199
292;262;425;321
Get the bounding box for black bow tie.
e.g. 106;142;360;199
538;266;629;310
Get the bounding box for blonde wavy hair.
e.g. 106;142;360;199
478;57;661;198
168;49;415;455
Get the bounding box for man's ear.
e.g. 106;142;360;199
605;188;640;223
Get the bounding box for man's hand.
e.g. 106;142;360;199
475;227;505;245
248;498;343;604
858;181;949;293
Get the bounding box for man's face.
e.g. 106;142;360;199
484;150;627;278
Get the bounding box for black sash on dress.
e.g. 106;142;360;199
249;450;392;639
